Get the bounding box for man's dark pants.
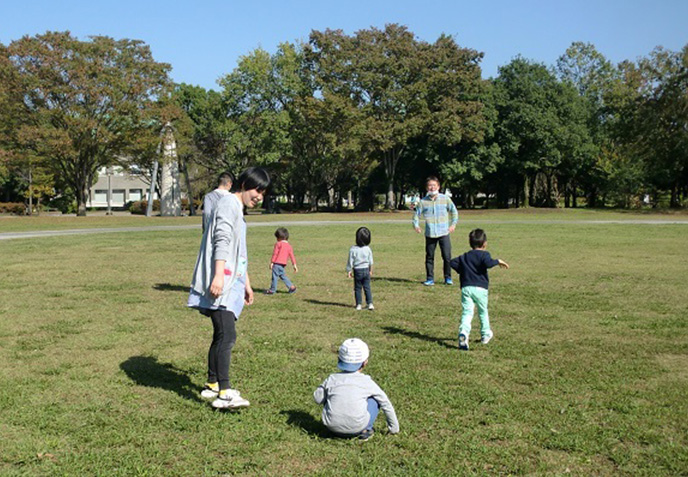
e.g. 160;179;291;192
425;235;452;281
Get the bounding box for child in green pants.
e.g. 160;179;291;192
450;229;509;350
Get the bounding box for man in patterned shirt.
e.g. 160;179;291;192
412;176;459;286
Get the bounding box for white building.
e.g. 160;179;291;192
88;167;156;209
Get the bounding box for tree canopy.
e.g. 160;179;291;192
0;31;171;215
1;28;686;213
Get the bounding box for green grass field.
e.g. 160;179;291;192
0;211;686;475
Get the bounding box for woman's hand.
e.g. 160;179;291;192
210;275;224;298
244;285;254;305
210;260;226;298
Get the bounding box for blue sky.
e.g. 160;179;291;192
2;0;686;91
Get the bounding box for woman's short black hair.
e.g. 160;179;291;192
234;167;271;193
356;227;371;247
275;227;289;240
469;228;487;249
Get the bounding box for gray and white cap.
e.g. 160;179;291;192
337;338;370;372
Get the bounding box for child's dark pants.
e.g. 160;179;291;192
353;268;373;306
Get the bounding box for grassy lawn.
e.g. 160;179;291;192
0;212;686;475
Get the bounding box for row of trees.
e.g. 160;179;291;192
1;26;686;215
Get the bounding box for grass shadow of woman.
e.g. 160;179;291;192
153;283;188;292
120;355;203;403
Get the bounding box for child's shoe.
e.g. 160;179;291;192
423;279;435;286
481;330;494;344
355;304;362;311
288;286;297;294
444;278;453;285
368;303;375;311
200;382;219;399
358;429;374;441
211;389;250;409
265;290;275;295
458;333;469;350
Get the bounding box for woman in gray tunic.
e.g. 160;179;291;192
188;167;270;409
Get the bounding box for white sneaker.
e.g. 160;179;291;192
200;385;219;400
481;331;494;345
458;333;469;350
368;303;374;310
211;389;250;409
355;304;362;311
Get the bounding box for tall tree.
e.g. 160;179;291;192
306;24;485;209
636;46;688;206
494;57;589;207
218;46;293;173
1;32;171;215
556;42;615;206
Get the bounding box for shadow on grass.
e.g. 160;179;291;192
304;299;351;308
371;276;416;283
153;283;188;292
382;326;456;350
281;409;333;438
120;356;203;403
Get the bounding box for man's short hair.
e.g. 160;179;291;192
217;171;234;188
426;176;440;185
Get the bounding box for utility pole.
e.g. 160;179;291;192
106;166;113;215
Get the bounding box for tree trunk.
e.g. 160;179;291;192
77;185;88;216
383;147;402;210
28;167;33;216
386;179;395;211
181;159;196;216
588;188;597;208
670;182;679;208
521;174;530;208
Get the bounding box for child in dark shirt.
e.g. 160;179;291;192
450;228;509;350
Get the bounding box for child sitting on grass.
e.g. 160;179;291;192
450;228;509;351
314;338;399;441
265;227;298;295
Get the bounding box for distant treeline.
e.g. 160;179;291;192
1;25;686;215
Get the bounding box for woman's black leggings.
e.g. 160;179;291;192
207;310;237;390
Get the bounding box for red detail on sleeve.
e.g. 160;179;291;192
224;269;232;276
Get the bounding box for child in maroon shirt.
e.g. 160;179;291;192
266;227;298;294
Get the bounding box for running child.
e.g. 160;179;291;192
450;228;509;350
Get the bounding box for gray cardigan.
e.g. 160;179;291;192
202;188;230;234
190;194;244;308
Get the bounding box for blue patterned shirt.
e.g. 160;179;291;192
412;193;459;238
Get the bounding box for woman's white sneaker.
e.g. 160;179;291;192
211;389;250;409
200;383;219;399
